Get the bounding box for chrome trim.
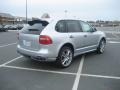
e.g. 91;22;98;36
74;49;96;57
76;45;97;51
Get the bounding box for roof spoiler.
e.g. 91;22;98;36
28;20;49;26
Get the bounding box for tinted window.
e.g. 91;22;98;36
55;21;66;32
21;23;48;35
80;21;92;32
66;20;82;32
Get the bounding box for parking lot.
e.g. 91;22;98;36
0;27;120;90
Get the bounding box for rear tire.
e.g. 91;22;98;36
56;46;73;68
97;39;106;54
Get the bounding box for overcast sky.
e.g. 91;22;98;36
0;0;120;20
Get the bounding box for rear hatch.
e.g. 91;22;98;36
19;20;49;51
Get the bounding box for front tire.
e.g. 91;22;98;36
97;39;106;54
56;46;73;68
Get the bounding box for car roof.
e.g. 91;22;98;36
29;18;84;25
41;18;83;22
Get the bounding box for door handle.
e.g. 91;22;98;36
69;35;74;38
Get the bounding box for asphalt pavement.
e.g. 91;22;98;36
0;27;120;90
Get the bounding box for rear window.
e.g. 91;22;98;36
21;20;49;35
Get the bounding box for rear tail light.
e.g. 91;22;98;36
17;33;19;40
39;35;52;45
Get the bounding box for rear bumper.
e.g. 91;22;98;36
17;45;56;61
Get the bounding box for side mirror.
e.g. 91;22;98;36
92;27;97;32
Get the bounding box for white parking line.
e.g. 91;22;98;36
1;55;120;82
81;74;120;80
104;31;120;34
8;30;18;32
3;65;76;75
108;41;120;44
107;38;120;40
107;38;112;40
112;33;119;38
1;56;23;66
0;43;17;48
72;55;85;90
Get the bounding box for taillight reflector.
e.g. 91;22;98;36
39;35;52;45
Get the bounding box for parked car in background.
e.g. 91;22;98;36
17;24;24;30
2;25;11;31
0;25;3;31
9;25;18;30
0;24;24;31
0;25;8;32
17;19;106;68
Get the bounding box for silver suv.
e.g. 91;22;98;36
17;19;106;67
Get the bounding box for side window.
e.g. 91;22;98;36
80;21;92;32
55;20;66;32
66;20;82;32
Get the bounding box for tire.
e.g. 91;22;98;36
56;46;73;68
97;39;106;54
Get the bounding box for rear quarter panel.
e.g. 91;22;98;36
40;20;75;57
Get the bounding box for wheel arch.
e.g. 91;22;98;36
58;43;74;57
98;36;106;45
100;37;106;43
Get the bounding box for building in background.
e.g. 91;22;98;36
88;20;120;27
0;12;120;27
0;13;15;25
0;13;31;25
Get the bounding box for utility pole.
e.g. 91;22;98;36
26;0;28;24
